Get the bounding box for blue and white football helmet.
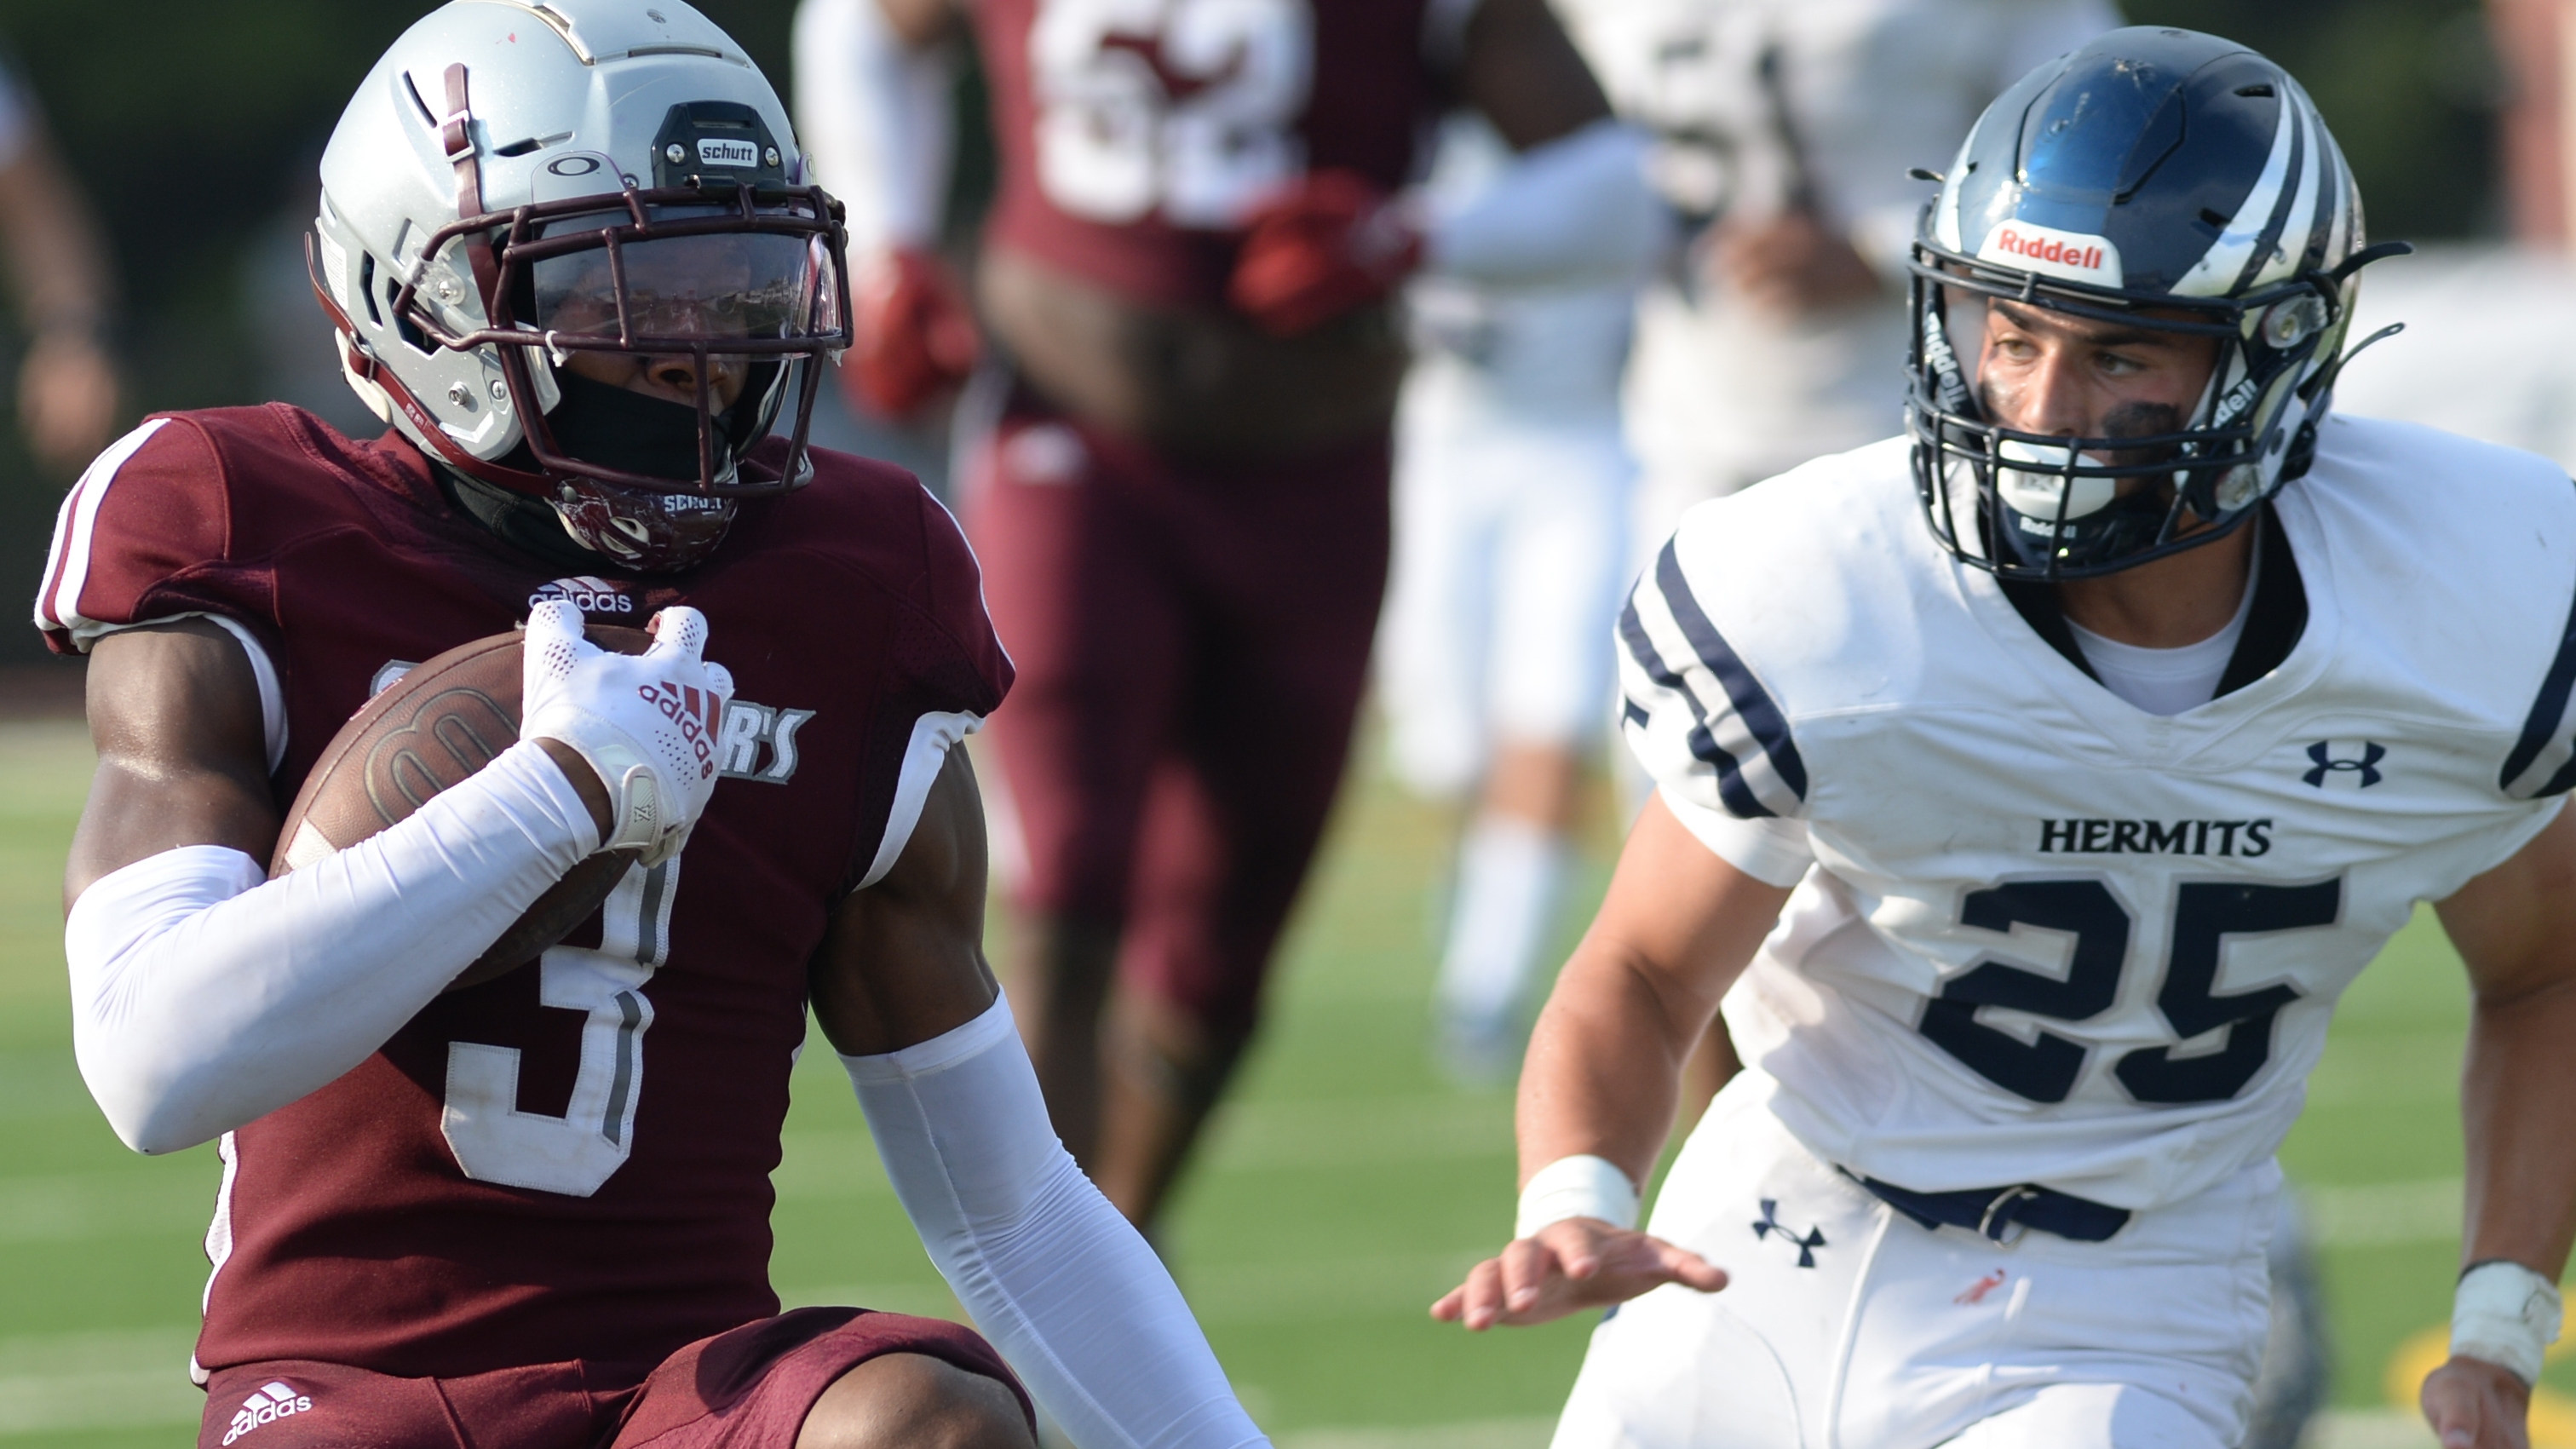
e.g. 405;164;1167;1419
1908;26;2405;580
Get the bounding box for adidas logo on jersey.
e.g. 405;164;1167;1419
530;577;635;615
220;1382;312;1445
2038;818;2275;858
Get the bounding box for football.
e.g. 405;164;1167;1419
270;624;651;991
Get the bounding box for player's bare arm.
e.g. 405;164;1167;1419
808;747;998;1056
1433;795;1785;1330
70;621;281;904
0;118;122;469
69;621;612;906
1452;0;1612;148
2418;804;2576;1449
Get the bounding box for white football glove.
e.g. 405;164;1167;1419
519;601;734;866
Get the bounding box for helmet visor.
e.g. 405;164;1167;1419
531;228;840;357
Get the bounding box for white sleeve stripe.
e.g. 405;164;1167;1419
35;418;174;638
201;617;288;774
857;710;984;889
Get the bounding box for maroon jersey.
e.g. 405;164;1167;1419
38;406;1011;1385
974;0;1462;308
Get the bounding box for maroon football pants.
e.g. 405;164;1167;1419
963;387;1390;1039
196;1308;1030;1449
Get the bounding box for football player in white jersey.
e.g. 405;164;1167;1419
1567;0;2119;543
1435;27;2576;1449
1379;112;1650;1079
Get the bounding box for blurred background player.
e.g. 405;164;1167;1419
793;0;1666;1236
1377;112;1659;1083
1575;0;2121;549
0;49;119;474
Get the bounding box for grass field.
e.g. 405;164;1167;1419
1;716;2569;1447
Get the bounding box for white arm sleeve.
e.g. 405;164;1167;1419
1423;119;1670;287
845;997;1268;1449
66;740;601;1155
792;0;957;253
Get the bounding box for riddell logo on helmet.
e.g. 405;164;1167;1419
1977;221;2126;288
531;577;635;615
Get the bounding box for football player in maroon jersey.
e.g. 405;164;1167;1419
795;0;1668;1232
46;4;1270;1448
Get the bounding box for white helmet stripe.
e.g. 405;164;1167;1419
2251;100;2323;290
2174;93;2299;298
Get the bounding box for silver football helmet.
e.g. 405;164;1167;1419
312;0;849;570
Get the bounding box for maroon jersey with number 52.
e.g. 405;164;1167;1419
37;405;1011;1385
975;0;1467;308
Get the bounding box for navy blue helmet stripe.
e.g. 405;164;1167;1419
1653;541;1809;803
2502;561;2576;795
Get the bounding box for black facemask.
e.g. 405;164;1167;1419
544;369;739;482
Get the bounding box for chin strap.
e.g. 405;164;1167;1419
440;64;504;318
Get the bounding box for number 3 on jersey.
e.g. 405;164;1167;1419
440;859;677;1196
1919;877;2341;1106
1031;0;1314;227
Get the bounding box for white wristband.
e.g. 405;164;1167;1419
1516;1154;1641;1239
2452;1260;2563;1387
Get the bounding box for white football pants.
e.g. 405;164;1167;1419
1553;1074;2273;1449
1377;346;1634;799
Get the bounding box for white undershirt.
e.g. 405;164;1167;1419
2065;543;2261;716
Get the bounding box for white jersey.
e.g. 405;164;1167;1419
1620;415;2576;1210
1557;0;2121;503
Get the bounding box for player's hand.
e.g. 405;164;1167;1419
1430;1217;1727;1331
1228;170;1423;337
20;325;119;471
842;247;979;420
519;601;733;866
1703;207;1881;319
2423;1354;2532;1448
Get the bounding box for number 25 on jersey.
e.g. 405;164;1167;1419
1031;0;1314;227
1920;877;2341;1107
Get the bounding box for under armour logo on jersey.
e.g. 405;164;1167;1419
1751;1198;1826;1268
718;699;817;784
2303;740;2386;789
220;1382;313;1446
